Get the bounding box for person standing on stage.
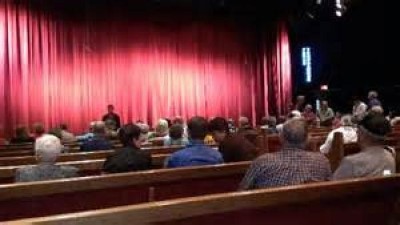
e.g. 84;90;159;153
102;104;121;130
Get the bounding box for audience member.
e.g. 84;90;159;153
352;97;367;123
103;123;151;173
59;124;76;143
173;116;188;137
276;111;301;133
32;122;45;139
164;124;189;146
238;116;252;132
259;117;269;130
239;118;331;190
332;112;342;129
367;90;382;108
48;127;63;140
320;115;357;154
80;121;112;151
209;117;257;162
294;95;306;112
302;104;316;125
136;122;150;144
10;126;34;144
76;122;96;142
227;118;237;133
104;119;118;140
15;134;78;182
333;114;395;179
165;116;223;168
102;104;121;130
148;119;169;139
317;101;334;127
369;105;384;116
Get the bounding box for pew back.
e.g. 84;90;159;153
8;175;400;225
0;162;249;221
0;154;169;184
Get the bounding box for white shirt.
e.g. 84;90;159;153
352;102;367;121
319;126;358;154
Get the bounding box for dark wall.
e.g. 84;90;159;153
291;0;394;113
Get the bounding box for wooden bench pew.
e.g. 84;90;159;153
0;146;186;167
0;154;170;184
8;174;400;225
0;161;250;221
0;147;82;158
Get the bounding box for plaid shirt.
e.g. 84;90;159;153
239;147;332;190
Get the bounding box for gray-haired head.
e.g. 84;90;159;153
370;106;384;115
35;134;62;163
136;122;150;134
92;121;106;134
368;90;378;99
281;118;308;148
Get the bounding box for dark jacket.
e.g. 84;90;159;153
81;135;112;152
102;112;121;129
103;146;152;173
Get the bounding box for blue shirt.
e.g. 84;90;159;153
368;98;382;108
165;140;223;168
81;135;112;151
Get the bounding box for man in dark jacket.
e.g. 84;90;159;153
103;123;151;173
102;104;121;130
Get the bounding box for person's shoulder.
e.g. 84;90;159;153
254;152;277;163
304;150;329;161
17;165;36;173
60;165;79;174
169;147;189;158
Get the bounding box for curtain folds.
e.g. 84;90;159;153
0;2;291;137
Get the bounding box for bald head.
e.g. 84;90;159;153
282;119;308;147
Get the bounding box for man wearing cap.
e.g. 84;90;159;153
333;114;395;180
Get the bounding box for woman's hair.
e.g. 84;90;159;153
208;117;229;133
118;123;142;147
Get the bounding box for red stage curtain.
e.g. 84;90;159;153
0;2;291;137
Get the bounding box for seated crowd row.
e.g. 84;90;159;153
13;112;396;194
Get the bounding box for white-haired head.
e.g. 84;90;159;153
35;134;62;163
288;110;302;119
155;119;169;135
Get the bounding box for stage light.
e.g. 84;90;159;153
335;0;343;17
302;47;312;83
